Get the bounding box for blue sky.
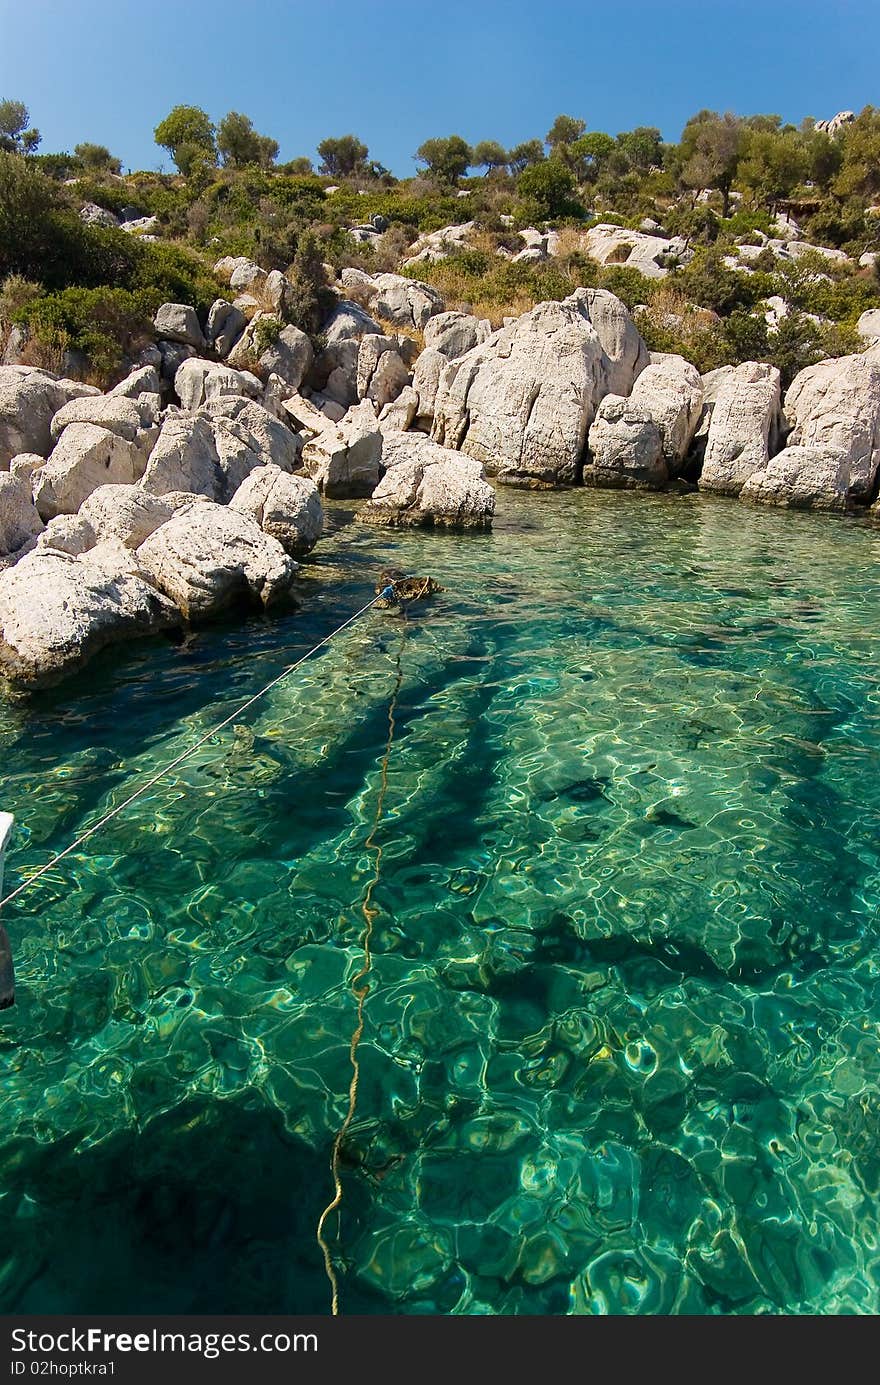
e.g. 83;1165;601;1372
0;0;876;175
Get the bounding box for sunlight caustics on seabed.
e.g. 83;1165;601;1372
1;488;880;1315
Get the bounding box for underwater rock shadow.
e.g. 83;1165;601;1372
0;1093;386;1315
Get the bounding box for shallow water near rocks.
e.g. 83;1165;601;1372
2;487;880;1315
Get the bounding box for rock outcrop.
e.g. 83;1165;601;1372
698;363;782;495
585;396;667;489
79;485;175;550
359;433;495;529
0;368;98;468
0;545;181;689
153;303;206;350
301;401;382;498
423;312;493;360
34;423;147;519
136;502;297;619
432;294;636;486
230;466;323;558
0;471;43;557
628;356;703;468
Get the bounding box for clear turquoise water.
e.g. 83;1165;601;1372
2;488;880;1315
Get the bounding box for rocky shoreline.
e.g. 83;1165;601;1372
1;255;879;690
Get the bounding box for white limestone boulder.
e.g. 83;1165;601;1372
0;545;181;689
0;367;98;467
301;400;382;498
585;395;667;489
628;356;703;469
136;501;297;619
0;471;43;557
79;485;174;549
153;303;205;350
229;465;323;558
781;351;880;502
432;295;609;486
699;363;782;496
423;312;493;360
34;424;146;520
360;433;495;528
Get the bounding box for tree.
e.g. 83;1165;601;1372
415;135;472;184
571;131;614;180
285;229;334;334
517;159;577;218
217;111;279;168
546;114;585;151
737;127;808;210
317;135;369;178
677;111;744;216
472;140;508;174
0;99;40;154
834;106;880;200
508;139;544;174
616;126;664;173
153;105;216;173
74;142;122;174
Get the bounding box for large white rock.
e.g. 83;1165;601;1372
0;367;96;467
782;351;880;502
259;324;313;389
585;395;667;489
173;358;260;411
79;484;174;549
411;348;450;431
432;295;610;486
360;433;495;529
153;303;205;350
109;364;162;398
200;399;302;474
136;502;297;619
34;514;97;556
582;225;691;279
699;363;782;495
378;386;419;434
356;336;410;407
322;299;384;344
206;299;247;358
0;471;43;556
34;424;146;519
339;270;444;331
740;445;860;510
301;401;382;498
0;545;181;688
856;309;880;344
49;393;158;443
141;414;222;499
628;356;703;468
229;465;323;558
423;312;493;360
571;288;650;396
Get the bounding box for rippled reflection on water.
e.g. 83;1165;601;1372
2;489;880;1314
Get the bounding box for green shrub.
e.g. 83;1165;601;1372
15;286;154;384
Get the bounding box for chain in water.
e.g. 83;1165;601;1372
316;620;407;1316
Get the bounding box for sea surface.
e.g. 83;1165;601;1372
1;488;880;1315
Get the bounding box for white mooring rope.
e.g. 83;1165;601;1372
0;590;391;913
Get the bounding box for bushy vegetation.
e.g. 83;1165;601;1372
1;92;879;386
